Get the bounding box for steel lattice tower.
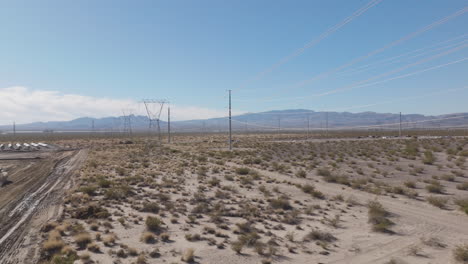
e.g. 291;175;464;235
142;99;167;141
122;108;133;137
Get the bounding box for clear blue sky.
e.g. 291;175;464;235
0;0;467;121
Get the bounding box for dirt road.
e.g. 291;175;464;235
0;149;87;264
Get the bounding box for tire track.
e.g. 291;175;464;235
0;149;87;264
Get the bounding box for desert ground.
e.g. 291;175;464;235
1;132;468;264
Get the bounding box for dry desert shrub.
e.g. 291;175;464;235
87;242;100;253
141;202;160;214
453;244;468;263
367;200;394;233
457;182;468;191
426;182;444;194
269;196;293;210
141;232;156;243
136;254;147;264
303;229;336;243
423;150;436;165
426;196;448;209
74;232;92;249
404;181;416;189
42;230;65;256
103;233;117;247
455;199;468;215
145;216;164;233
181;248;195;263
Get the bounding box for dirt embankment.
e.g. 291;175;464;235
0;149;87;264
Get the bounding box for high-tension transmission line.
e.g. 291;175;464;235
229;114;468;132
336;34;467;76
336;38;467;77
290;6;468;90
236;6;468;103
312;43;467;98
235;53;468;104
236;0;383;91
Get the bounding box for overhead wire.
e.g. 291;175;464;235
326;85;468;112
335;33;467;75
289;6;468;90
234;52;468;103
235;6;468;104
235;0;383;92
336;38;467;77
228;84;468;118
229;114;468;131
311;43;467;98
224;6;468;133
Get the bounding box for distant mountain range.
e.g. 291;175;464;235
1;109;467;133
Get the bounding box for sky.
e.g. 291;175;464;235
0;0;467;125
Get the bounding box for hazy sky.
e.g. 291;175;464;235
0;0;467;124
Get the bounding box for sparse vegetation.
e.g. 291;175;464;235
11;132;465;264
453;244;468;263
427;196;448;209
368;200;393;233
146;216;164;233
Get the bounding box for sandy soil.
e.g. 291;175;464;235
0;148;87;264
3;134;468;264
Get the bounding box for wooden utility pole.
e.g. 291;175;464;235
325;112;329;138
399;112;402;138
278;116;281;135
168;106;171;143
228;90;232;150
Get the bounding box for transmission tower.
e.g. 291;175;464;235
122;108;133;137
142;99;167;141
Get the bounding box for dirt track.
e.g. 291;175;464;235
0;149;87;264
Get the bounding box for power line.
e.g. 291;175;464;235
247;44;467;103
290;6;468;90
235;55;468;104
228;90;232;150
168;105;171;143
226;83;467;121
329;86;468;112
312;43;467;97
229;114;468;132
336;38;467;76
237;7;468;101
236;0;383;91
336;34;467;75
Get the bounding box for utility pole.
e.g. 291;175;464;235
325;112;329;138
306;114;310;139
13;121;16;136
168;106;171;143
399;112;402;138
228;90;232;150
278;116;281;135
